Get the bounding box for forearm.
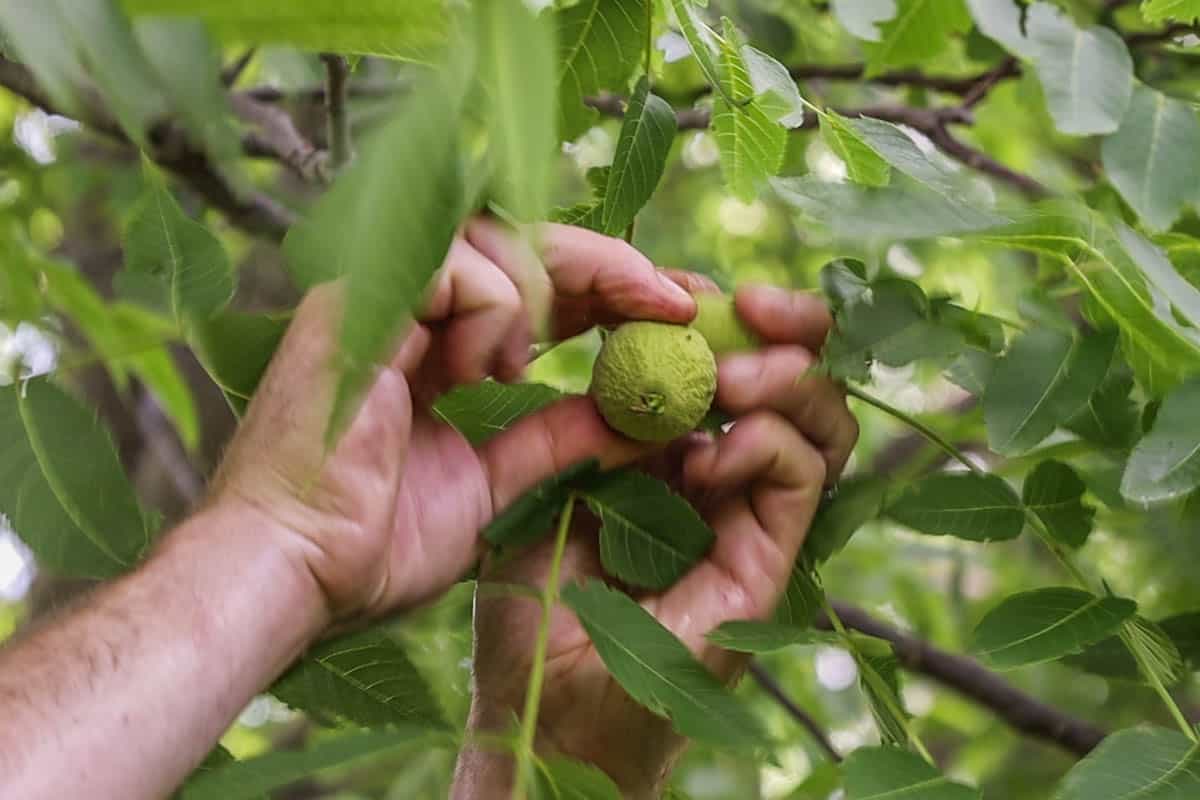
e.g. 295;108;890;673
0;502;329;799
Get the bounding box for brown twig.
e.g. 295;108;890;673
319;54;353;170
926;124;1049;199
133;390;204;508
1126;22;1200;47
817;603;1109;756
221;49;257;88
959;57;1019;111
748;662;842;762
230;93;329;183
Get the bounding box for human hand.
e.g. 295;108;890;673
209;218;698;623
459;283;859;798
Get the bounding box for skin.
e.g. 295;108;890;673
0;218;856;799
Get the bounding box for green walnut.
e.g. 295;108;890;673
690;292;762;355
590;321;717;442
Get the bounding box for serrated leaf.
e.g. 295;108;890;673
1023;460;1094;547
855;640;907;747
820;113;891;188
711;19;785;201
863;0;971;78
121;159;234;325
556;0;648;141
271;625;446;729
0;380;148;578
844;746;980;800
820;258;871;311
577;470;714;590
597;76;678;236
886;473;1024;542
773;558;825;628
562;579;771;752
483;460;598;550
984;328;1115;455
665;0;726;102
1117;223;1200;333
742;45;806;128
1121;377;1200;504
180;727;442;800
433;381;563;446
706;621;837;653
1065;371;1139;450
477;0;557;223
843;116;974;200
534;756;624;800
122;0;449;62
1102;85;1200;232
189;311;289;417
971;587;1136;669
283;73;465;441
1054;726;1200;800
803;475;890;565
1142;0;1200;23
1064;615;1185;684
1160;612;1200;667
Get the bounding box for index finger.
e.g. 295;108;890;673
735;285;833;352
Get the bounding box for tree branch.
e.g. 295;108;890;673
0;55;296;241
818;603;1109;756
230;92;329;183
1126;22;1199;47
133;390;204;508
748;661;842;762
319;54;353;170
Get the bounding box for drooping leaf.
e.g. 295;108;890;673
1064;616;1184;685
1160;612;1200;668
1116;223;1200;333
803;475;890;565
886;472;1024;542
1065;371;1139;451
842;116;979;201
1141;0;1200;23
820;258;872;311
1022;460;1095;548
1121;377;1200;504
122;0;450;62
971;587;1137;669
1054;726;1200;800
853;636;908;747
0;380;148;578
555;0;648;141
180;727;444;800
283;72;466;441
983;328;1116;455
863;0;971;77
534;756;624;800
577;470;715;591
271;625;447;729
596;76;678;236
189;311;290;416
120;159;234;325
561;579;771;752
433;381;563;446
711;19;785;201
483;460;598;550
741;45;806;128
820;113;891;188
1102;85;1200;232
476;0;557;223
843;746;980;800
706;621;836;653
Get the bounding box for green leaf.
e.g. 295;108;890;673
180;727;443;800
433;381;563;446
665;0;726;104
1141;0;1200;23
1102;85;1200;232
1054;726;1200;800
596;76;678;236
476;0;557;223
854;638;908;747
742;45;806;128
1065;371;1139;450
803;475;890;565
863;0;971;78
711;19;785;201
283;72;466;440
1064;615;1184;684
773;558;825;628
984;328;1116;455
886;473;1024;542
561;579;771;752
576;470;714;591
115;306;200;450
0;380;148;578
535;756;624;800
842;116;978;201
271;625;447;729
946;349;996;396
1121;377;1200;504
0;1;167;145
1160;612;1200;667
706;621;836;653
965;0;1035;57
1117;223;1200;333
843;746;980;800
121;160;234;324
820;258;871;311
122;0;450;62
1022;460;1094;548
555;0;648;141
483;460;598;550
820;113;891;188
832;0;896;41
971;587;1137;669
189;311;290;417
0;236;42;325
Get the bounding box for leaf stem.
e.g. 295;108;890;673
846;385;983;476
510;492;577;800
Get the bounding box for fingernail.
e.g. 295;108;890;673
719;354;759;385
658;271;695;307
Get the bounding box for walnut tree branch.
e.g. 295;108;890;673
817;603;1109;756
748;661;842;762
319;54;353;170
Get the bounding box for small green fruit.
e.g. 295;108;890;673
690;292;761;355
590;321;717;442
